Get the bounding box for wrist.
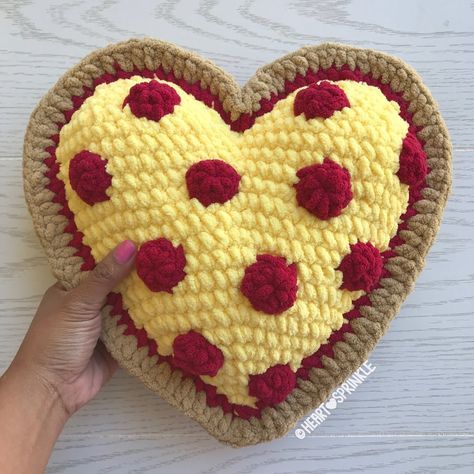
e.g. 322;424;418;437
3;357;70;423
0;360;69;473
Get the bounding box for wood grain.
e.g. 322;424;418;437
0;0;473;472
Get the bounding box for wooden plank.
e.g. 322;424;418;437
47;436;474;473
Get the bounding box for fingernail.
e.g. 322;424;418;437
113;240;136;264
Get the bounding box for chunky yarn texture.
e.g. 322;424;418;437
54;75;409;407
23;39;452;447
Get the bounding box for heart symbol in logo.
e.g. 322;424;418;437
325;398;338;410
24;39;451;446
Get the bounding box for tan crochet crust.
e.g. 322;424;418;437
23;38;452;447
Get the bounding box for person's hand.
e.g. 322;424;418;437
0;239;136;474
15;239;136;415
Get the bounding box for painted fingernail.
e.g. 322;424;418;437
113;240;136;264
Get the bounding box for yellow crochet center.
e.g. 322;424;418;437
56;77;409;407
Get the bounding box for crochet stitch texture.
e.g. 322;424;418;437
56;77;408;407
23;39;452;446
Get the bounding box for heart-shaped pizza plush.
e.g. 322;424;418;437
23;39;451;446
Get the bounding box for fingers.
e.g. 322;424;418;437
67;240;136;314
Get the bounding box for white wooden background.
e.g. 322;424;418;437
0;0;473;472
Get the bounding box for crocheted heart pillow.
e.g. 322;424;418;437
23;39;451;447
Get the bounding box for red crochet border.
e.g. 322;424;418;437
43;62;426;420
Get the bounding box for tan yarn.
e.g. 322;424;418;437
23;38;452;447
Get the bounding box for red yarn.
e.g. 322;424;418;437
293;81;350;120
123;80;181;122
338;242;383;292
397;132;428;185
241;255;298;315
248;364;296;405
172;330;224;377
295;158;353;219
185;159;241;207
68;150;112;205
136;238;186;292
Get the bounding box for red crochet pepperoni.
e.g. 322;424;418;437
185;159;241;207
69;150;112;205
123;80;181;122
241;255;298;315
248;364;296;405
172;330;224;377
397;132;428;185
294;81;350;120
136;238;186;293
295;158;353;219
338;242;383;292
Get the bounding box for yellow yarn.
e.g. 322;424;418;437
56;77;409;406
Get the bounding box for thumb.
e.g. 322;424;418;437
67;240;137;314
